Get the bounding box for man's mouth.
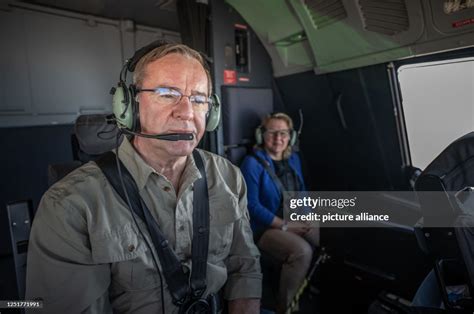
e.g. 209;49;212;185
169;129;195;134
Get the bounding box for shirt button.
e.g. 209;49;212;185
179;225;185;231
163;186;171;192
128;244;135;252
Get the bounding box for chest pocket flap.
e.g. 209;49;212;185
90;222;146;263
209;191;242;225
208;191;241;260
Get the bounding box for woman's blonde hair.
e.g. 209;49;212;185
259;112;294;160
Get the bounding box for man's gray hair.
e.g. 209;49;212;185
133;43;212;95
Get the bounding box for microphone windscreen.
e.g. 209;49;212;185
156;133;194;141
119;128;194;142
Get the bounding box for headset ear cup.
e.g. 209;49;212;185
112;82;133;129
255;127;263;146
129;85;139;132
290;130;297;146
206;94;221;132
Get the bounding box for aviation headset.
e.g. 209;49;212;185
255;113;298;146
111;39;221;133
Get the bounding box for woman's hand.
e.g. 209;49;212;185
271;217;310;235
287;221;310;236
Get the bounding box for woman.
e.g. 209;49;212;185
240;112;319;313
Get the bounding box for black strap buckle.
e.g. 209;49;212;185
180;298;210;314
179;293;219;314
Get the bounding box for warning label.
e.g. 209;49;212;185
223;70;237;84
452;18;474;28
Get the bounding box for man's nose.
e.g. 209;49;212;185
173;96;194;120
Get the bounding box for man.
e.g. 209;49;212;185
26;43;262;313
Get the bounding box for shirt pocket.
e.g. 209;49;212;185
208;191;242;262
90;223;160;291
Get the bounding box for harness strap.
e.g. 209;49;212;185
251;153;286;195
251;153;302;218
190;150;210;298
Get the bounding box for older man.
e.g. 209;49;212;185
26;42;261;313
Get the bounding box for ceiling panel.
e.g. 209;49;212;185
20;0;180;31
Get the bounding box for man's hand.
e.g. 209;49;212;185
228;298;260;314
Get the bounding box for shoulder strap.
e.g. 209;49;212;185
190;150;209;298
96;150;209;305
251;153;286;194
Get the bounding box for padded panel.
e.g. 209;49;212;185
0;124;74;213
221;86;273;145
74;114;122;156
226;146;248;166
417;132;474;192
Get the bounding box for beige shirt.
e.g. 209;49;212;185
26;139;262;313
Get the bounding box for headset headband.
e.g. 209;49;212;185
127;39;170;73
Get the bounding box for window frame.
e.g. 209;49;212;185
388;46;474;171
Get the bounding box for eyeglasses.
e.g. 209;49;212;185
137;86;210;111
264;129;291;138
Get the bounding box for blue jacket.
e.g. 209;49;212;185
240;149;306;233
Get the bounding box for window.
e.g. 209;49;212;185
397;57;474;169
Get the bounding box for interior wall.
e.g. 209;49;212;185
276;63;408;191
0;125;74;215
275;64;427;311
0;4;180;215
0;3;180;127
210;0;273;90
210;0;274;155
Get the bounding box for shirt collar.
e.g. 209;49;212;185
116;137;156;190
181;150;202;190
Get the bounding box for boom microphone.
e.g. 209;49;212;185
120;128;194;141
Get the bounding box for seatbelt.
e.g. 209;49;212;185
96;150;209;307
251;153;288;218
251;153;286;194
251;153;302;218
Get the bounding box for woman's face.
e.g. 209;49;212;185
263;118;291;159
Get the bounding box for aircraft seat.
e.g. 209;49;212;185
47;114;121;186
221;86;273;165
73;114;122;162
414;132;474;310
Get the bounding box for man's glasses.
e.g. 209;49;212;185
264;129;291;138
137;86;210;111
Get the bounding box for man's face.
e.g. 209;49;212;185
135;53;209;157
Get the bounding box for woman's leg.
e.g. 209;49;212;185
258;229;314;313
303;226;320;248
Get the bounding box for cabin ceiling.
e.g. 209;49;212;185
226;0;474;76
18;0;180;31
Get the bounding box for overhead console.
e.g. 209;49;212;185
225;0;474;75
